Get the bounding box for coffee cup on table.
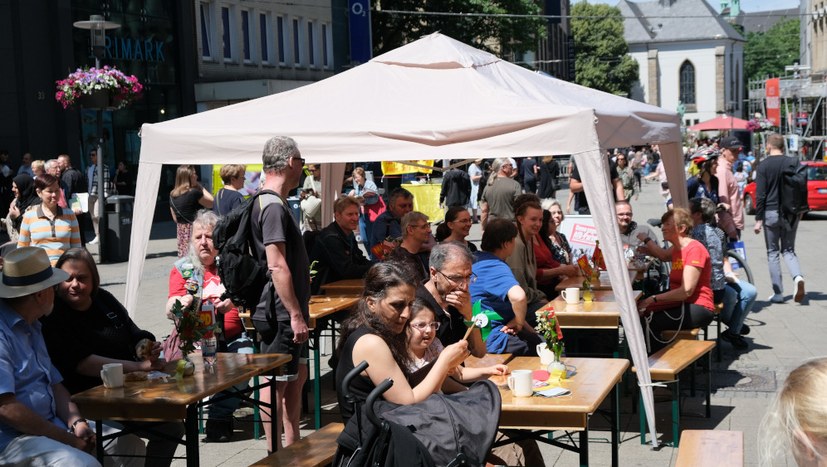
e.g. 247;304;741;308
561;287;580;304
100;363;124;388
507;369;533;397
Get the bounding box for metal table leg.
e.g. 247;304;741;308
185;404;199;467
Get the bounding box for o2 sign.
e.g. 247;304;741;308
348;0;372;64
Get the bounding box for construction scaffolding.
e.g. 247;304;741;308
748;72;827;160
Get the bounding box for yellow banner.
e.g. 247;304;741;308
381;160;435;175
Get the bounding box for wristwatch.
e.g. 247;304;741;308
643;237;653;245
652;295;658;303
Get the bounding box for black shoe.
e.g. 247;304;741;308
739;324;750;336
721;329;748;349
205;419;233;442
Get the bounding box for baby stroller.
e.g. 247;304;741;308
334;361;501;467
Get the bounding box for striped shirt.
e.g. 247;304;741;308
18;205;82;265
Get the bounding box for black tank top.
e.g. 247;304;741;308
335;326;377;422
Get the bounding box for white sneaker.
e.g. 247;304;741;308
88;237;99;245
794;276;806;303
768;293;785;304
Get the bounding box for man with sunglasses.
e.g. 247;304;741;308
416;242;486;357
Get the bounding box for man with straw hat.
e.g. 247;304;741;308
0;247;99;465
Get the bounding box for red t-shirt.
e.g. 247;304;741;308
533;234;561;285
168;266;243;340
669;240;714;310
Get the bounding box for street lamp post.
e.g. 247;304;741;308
73;15;120;262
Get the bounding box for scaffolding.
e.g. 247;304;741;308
748;72;827;159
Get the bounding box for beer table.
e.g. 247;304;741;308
72;353;291;467
308;295;360;428
555;270;637;292
543;290;643;329
490;356;629;466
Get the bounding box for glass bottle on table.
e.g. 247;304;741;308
200;301;217;366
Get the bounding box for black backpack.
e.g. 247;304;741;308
213;189;279;309
780;157;809;217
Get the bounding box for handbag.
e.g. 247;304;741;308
161;325;183;361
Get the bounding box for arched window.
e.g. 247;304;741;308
679;61;696;105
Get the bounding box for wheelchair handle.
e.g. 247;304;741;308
365;378;394;428
343;360;369;404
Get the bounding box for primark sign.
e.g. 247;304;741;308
99;36;166;63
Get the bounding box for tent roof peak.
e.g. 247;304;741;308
372;32;500;69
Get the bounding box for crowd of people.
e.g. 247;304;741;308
0;131;812;465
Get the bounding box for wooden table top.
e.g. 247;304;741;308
491;357;629;430
541;290;641;328
72;353;291;421
318;279;365;295
633;339;716;380
308;295;360;328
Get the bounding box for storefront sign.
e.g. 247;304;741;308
104;36;166;63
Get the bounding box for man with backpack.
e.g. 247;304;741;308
753;133;806;304
251;136;310;448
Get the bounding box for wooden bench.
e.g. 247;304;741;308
633;339;716;447
251;422;345;466
676;430;744;467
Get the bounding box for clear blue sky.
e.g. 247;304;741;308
591;0;801;13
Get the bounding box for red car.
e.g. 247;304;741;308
743;160;827;214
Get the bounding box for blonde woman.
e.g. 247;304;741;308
760;357;827;466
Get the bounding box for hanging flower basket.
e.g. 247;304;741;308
55;66;143;110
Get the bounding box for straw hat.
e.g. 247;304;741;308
0;247;69;298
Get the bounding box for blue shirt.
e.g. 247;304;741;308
470;251;520;324
0;301;64;452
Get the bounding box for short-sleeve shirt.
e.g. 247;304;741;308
17;205;82;265
481;177;521;221
251;192;310;322
691;224;725;291
170;188;203;224
0;301;65;452
670;240;714;310
168;264;243;341
213;188;244;216
470;251;520;323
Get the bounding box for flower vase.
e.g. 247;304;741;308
547;345;566;380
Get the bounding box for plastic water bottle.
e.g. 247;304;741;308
202;335;217;366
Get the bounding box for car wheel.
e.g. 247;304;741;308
744;194;755;215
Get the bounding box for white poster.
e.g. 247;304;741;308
559;214;597;258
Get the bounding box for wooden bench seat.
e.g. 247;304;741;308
676;430;744;467
251;422;344;466
633;340;716;447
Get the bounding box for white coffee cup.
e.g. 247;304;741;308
507;369;533;397
100;363;124;389
561;287;580;304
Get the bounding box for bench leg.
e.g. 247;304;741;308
716;317;722;362
690;362;696;398
672;380;680;448
579;427;589;467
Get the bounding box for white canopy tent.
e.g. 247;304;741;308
130;33;688;447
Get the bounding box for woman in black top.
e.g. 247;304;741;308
169;165;213;257
335;261;469;422
213;164;246;216
41;248;184;466
434;206;478;252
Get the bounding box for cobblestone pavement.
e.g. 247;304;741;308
91;181;825;466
